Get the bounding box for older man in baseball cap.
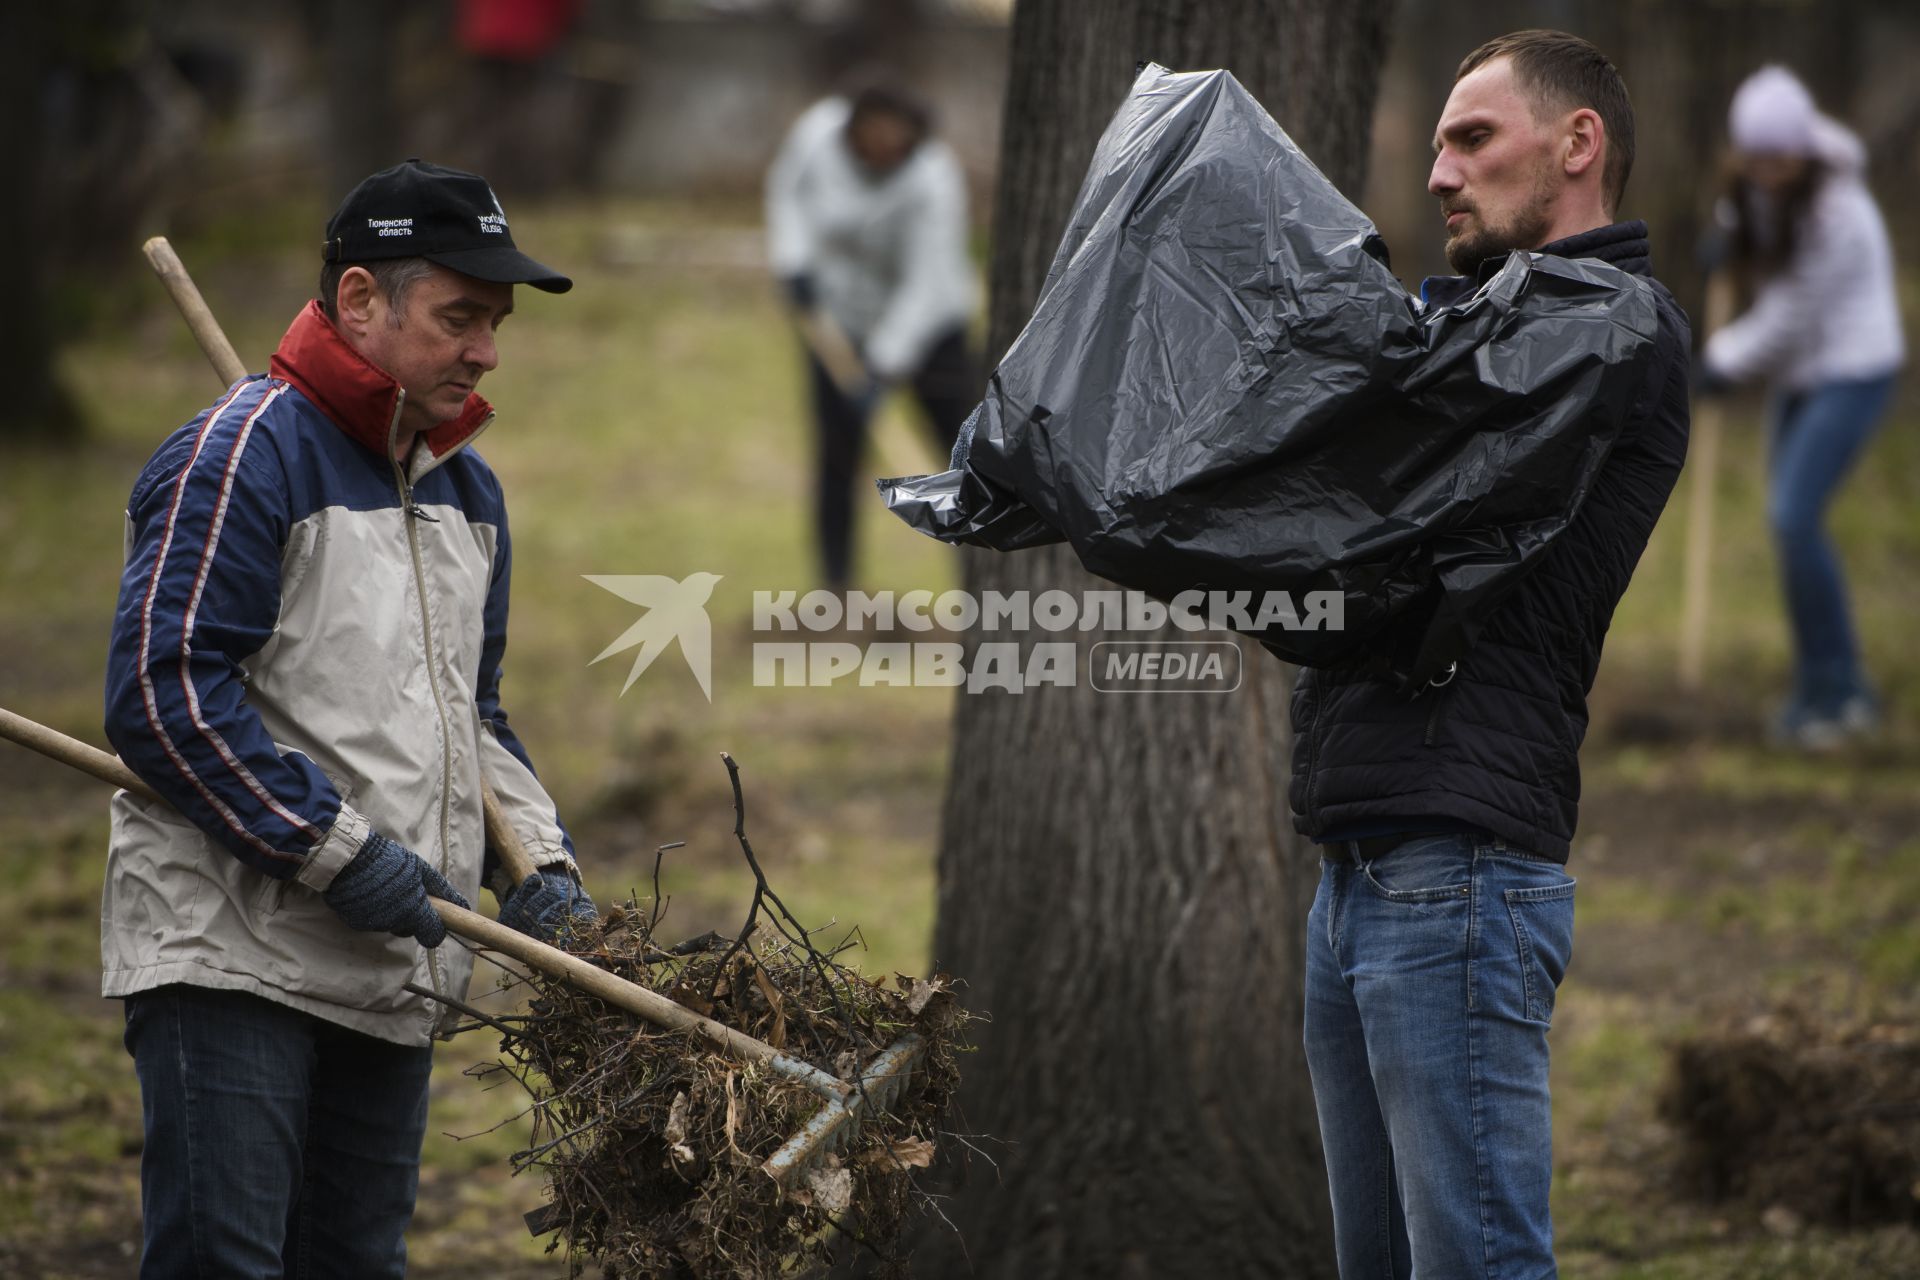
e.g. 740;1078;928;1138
103;160;591;1277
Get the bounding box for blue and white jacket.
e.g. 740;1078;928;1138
102;300;576;1045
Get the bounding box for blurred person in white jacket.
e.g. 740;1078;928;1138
1698;66;1904;747
766;82;978;591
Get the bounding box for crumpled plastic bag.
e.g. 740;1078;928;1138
879;63;1659;684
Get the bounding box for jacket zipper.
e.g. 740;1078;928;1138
387;392;453;1009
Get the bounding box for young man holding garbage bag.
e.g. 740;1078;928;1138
881;28;1689;1280
102;160;597;1277
1295;32;1689;1277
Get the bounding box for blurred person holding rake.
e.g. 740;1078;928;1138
1695;66;1905;749
766;79;979;593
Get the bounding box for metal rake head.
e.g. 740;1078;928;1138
761;1033;926;1184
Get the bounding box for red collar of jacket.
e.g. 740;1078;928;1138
268;300;492;467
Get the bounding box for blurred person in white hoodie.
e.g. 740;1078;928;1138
766;82;978;591
1698;66;1905;748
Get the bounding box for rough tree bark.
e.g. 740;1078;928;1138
917;3;1393;1277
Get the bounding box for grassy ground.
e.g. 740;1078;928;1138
0;197;1916;1276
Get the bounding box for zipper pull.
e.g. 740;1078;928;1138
1422;663;1458;746
405;486;440;522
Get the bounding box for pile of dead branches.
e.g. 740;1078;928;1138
463;756;970;1278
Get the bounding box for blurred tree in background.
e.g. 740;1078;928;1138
2;4;208;437
10;0;1918;437
0;7;74;437
318;0;398;201
914;2;1392;1276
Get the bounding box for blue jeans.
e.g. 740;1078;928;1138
1768;374;1896;714
1303;834;1576;1279
123;984;434;1279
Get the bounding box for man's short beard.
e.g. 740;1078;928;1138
1445;204;1555;274
1443;168;1558;275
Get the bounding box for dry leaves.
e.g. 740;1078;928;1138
485;892;973;1279
805;1162;854;1217
900;975;952;1016
858;1136;937;1169
664;1091;696;1166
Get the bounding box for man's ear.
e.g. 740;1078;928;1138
1564;108;1604;181
334;266;382;337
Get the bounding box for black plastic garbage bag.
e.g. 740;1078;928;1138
879;63;1661;685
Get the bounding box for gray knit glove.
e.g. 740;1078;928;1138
497;868;597;944
323;832;468;948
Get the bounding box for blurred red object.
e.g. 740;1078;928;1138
456;0;582;62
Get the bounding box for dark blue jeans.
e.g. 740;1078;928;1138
1304;834;1576;1279
122;984;434;1279
1768;374;1897;714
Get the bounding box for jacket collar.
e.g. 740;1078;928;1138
268;300;493;478
1420;219;1652;310
1536;219;1651;275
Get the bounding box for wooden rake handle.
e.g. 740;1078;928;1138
480;779;541;888
143;237;248;386
794;307;870;399
0;704;792;1069
0;706;161;803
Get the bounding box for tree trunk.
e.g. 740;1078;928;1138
918;3;1392;1276
0;6;78;437
323;0;398;201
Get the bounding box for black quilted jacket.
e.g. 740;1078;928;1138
1288;221;1692;861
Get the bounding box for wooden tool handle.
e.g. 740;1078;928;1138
795;308;871;399
0;703;800;1075
3;702;537;888
143;237;248;387
428;896;788;1067
1677;273;1739;692
0;706;159;802
480;779;541;888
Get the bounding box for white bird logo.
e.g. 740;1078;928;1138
584;573;724;700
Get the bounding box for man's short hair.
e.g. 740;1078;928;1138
1457;30;1635;216
317;257;437;324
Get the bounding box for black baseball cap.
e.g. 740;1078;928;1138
322;159;572;294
